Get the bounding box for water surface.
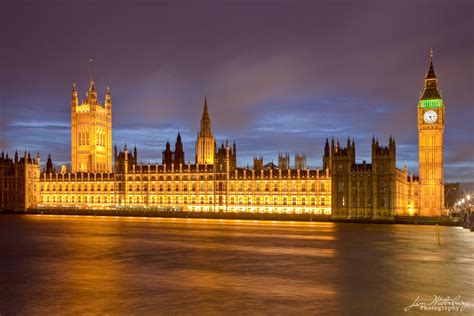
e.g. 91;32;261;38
0;215;472;315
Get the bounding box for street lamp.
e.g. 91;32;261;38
467;194;471;200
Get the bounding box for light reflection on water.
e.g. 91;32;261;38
0;215;472;315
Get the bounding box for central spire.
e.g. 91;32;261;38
202;95;209;119
199;95;212;136
195;95;215;164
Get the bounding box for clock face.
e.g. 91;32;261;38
423;110;438;124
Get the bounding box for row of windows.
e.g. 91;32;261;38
222;207;331;215
41;181;329;192
41;194;328;206
128;175;215;181
229;183;327;192
229;196;327;206
42;195;215;204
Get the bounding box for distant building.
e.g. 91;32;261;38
278;153;290;170
294;153;306;170
253;156;263;171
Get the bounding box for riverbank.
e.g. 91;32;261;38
0;208;460;226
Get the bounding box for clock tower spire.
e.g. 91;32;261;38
418;49;445;216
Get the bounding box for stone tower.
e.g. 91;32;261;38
330;138;355;218
278;153;290;170
418;50;444;216
371;136;397;219
174;132;185;167
71;61;112;173
294;153;307;170
323;138;331;172
195;96;215;165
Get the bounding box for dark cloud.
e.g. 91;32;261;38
0;0;472;182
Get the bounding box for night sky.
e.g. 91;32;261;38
0;0;472;183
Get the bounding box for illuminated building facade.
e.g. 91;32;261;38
1;52;445;218
38;155;332;214
71;65;113;173
418;50;445;216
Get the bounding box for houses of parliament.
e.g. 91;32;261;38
0;52;445;218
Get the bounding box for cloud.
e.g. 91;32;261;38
0;0;472;182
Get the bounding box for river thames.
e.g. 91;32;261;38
0;215;472;314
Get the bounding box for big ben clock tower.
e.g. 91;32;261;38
418;49;445;216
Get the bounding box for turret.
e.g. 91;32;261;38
372;137;396;167
371;136;376;155
123;144;128;173
71;83;78;111
332;138;355;163
324;138;330;157
323;138;331;172
225;141;230;172
174;132;185;167
105;86;112;112
389;135;396;157
88;82;97;108
253;156;263;170
46;154;54;174
278;152;290;170
133;145;138;165
162;141;173;167
295;153;307;170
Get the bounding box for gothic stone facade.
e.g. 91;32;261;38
328;137;419;219
2;52;446;218
0;152;41;210
71;80;112;173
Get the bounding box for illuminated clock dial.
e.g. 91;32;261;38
423;110;438;123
